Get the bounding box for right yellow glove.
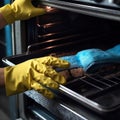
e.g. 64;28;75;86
4;56;70;99
0;0;46;24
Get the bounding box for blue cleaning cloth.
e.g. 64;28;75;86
60;55;82;68
106;44;120;56
76;48;120;72
60;44;120;73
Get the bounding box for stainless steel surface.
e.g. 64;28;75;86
42;0;120;7
11;21;26;55
25;90;101;120
41;0;120;21
29;106;59;120
10;20;27;120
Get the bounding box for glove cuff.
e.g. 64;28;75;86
4;66;28;96
0;4;15;24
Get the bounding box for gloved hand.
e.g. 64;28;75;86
4;56;70;99
0;0;46;24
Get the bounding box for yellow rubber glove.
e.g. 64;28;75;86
4;56;70;99
0;0;46;24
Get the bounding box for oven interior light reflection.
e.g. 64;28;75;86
45;6;54;12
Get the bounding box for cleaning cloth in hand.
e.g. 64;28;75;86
60;44;120;73
60;55;82;68
76;48;120;72
106;44;120;56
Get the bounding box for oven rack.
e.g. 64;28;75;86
59;70;120;114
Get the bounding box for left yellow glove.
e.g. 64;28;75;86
0;0;46;24
4;56;70;99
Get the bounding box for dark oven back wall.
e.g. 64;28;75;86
25;7;120;52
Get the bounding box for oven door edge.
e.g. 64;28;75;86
41;0;120;22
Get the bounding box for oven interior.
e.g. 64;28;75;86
2;4;120;120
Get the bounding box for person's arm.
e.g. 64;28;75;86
0;13;7;29
0;68;5;86
0;0;46;26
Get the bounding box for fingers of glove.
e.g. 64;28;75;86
31;66;66;85
31;62;58;76
30;8;46;16
31;80;54;99
40;66;66;84
12;0;34;6
31;69;59;89
51;73;66;85
24;0;46;16
36;56;70;68
38;74;66;87
31;62;52;74
12;0;46;16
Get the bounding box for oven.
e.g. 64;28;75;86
3;0;120;120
